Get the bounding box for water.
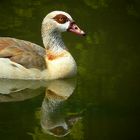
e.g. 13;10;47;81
0;0;140;140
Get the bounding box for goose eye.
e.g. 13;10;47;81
54;14;68;24
60;18;63;20
59;17;63;22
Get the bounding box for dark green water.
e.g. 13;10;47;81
0;0;140;140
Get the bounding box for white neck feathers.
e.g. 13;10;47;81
42;23;66;54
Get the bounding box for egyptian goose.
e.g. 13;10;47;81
0;11;85;80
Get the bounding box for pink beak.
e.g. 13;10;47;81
67;22;86;36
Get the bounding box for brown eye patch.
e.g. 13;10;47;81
53;14;69;24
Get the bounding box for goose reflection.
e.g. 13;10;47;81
0;79;46;102
0;78;81;137
41;79;81;137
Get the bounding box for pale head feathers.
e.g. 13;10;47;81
42;11;73;32
42;11;74;52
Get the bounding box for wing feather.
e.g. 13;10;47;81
0;37;46;70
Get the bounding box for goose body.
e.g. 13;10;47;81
0;11;85;80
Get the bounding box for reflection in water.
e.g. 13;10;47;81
0;78;81;138
0;79;46;102
41;80;81;137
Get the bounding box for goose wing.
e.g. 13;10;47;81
0;37;46;70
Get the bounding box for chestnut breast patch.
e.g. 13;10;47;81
53;14;69;24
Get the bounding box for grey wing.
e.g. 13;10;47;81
0;37;47;70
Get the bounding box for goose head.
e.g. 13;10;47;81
42;11;86;36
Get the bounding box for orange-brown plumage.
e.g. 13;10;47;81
0;37;46;70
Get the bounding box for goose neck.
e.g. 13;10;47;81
42;30;66;54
